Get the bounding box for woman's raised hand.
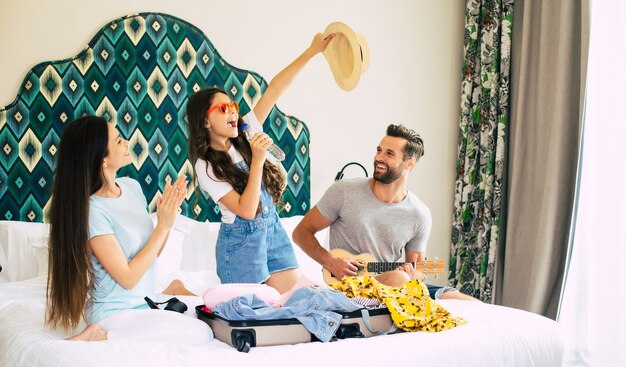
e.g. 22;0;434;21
156;175;188;231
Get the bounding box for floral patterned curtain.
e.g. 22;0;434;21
449;0;514;302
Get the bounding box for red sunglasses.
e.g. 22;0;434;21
206;101;240;115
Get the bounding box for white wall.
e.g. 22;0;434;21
0;0;465;286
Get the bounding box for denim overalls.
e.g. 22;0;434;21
215;161;299;284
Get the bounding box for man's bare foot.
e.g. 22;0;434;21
440;291;482;302
162;279;195;296
66;324;107;341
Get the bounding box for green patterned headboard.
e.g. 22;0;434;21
0;12;310;223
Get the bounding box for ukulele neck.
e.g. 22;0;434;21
367;262;413;274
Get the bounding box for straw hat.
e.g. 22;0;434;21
322;22;370;91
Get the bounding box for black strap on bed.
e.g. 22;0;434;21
144;296;188;314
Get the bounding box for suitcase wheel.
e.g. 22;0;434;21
235;337;251;353
232;330;255;353
336;323;364;339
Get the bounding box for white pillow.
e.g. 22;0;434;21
155;227;184;290
0;221;50;282
152;214;221;293
32;238;50;278
173;215;220;272
279;215;328;286
152;214;189;288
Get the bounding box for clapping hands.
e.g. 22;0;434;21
156;175;188;231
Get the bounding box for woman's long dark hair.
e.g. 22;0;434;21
46;116;109;331
187;87;285;208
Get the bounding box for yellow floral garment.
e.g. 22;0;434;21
330;276;466;332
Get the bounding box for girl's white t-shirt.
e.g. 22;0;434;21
194;111;264;224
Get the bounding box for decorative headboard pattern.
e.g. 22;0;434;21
0;12;310;223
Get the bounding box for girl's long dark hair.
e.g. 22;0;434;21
46;115;109;331
187;87;285;208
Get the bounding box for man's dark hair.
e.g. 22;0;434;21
386;124;424;160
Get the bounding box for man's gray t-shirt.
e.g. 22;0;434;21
316;178;432;262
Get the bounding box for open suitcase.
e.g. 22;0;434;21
196;305;399;352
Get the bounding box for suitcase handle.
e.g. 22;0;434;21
360;309;398;335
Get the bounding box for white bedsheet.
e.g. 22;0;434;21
0;276;564;367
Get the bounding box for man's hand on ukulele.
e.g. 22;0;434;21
328;256;363;279
397;263;426;282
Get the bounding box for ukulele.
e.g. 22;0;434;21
323;248;444;285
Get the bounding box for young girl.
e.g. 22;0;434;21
46;115;210;342
187;33;334;293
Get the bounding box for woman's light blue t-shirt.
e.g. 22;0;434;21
86;177;158;324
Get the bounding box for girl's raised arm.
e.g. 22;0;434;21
253;32;334;123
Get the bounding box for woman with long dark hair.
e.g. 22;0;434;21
187;33;334;293
46;115;209;341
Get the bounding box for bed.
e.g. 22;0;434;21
0;12;564;367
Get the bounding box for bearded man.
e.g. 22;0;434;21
293;124;477;301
